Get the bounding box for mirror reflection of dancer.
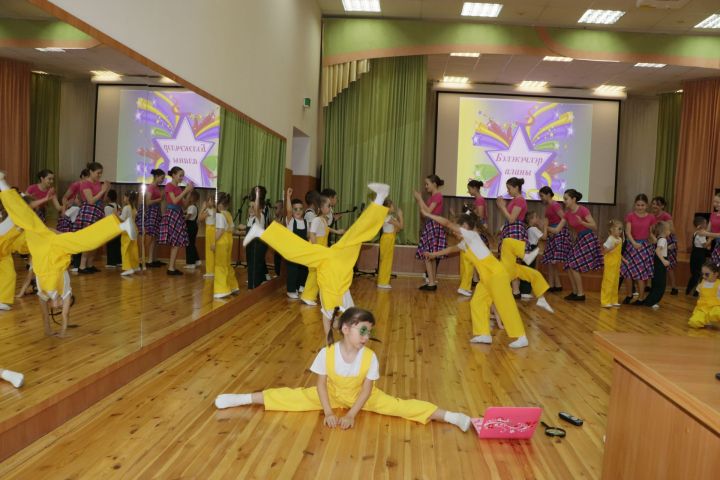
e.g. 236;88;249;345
76;162;111;274
0;172;136;337
215;307;472;432
0;368;23;388
421;211;530;348
157;167;194;275
243;183;390;337
138;169;165;269
539;186;570;292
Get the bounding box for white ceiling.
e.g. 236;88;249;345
0;0;55;20
427;53;718;94
318;0;720;35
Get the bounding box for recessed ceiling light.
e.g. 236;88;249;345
695;13;720;29
594;85;626;95
90;70;122;82
450;52;481;57
518;80;548;89
543;56;573;62
676;89;683;93
442;76;470;83
32;70;48;75
35;47;66;52
341;0;381;12
634;63;666;68
578;9;625;25
578;58;620;63
158;76;177;84
461;3;503;18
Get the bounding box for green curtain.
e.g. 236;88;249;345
29;73;61;182
653;92;682;207
217;108;286;217
323;56;426;244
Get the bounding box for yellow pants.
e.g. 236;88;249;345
214;232;238;296
301;235;327;303
263;386;437;424
0;255;15;305
459;250;474;291
688;306;720;328
377;232;396;286
467;251;525;338
601;262;620;306
121;233;139;271
205;224;215;275
263;203;388;311
0;189;121;296
500;238;549;297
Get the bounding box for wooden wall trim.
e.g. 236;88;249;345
27;0;286;141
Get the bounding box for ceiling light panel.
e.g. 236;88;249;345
578;9;625;25
450;52;481;57
442;76;470;83
342;0;381;12
694;14;720;29
634;63;666;68
461;3;503;18
543;56;573;62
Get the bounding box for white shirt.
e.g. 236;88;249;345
656;237;668;258
382;215;395;234
247;212;264;228
215;212;233;230
204;207;216;225
603;236;622;250
104;203;117;217
119;205;133;221
326;207;334;227
459;228;491;259
527;226;543;246
186;205;198;221
694;233;707;248
310;216;327;237
310;344;380;380
286;217;306;231
64;205;80;223
304;209;316;223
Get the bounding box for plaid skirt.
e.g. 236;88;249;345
56;215;73;233
620;240;654;280
667;234;678;270
416;219;447;259
711;240;720;267
499;221;528;255
565;230;603;273
75;202;104;230
137;203;162;238
35;207;46;224
158;207;189;247
541;224;571;264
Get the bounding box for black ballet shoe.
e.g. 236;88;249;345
571;295;585;302
623;296;634;304
631;300;645;306
693;291;699;297
564;293;578;301
419;284;437;291
670;288;678;296
166;269;183;276
78;268;92;274
513;293;521;299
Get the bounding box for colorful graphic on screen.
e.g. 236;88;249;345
457;97;593;199
117;90;220;188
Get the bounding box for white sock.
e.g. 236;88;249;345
509;336;529;349
119;217;137;241
470;335;492;344
243;223;265;247
536;296;554;313
443;411;471;432
1;369;24;388
368;183;390;205
215;393;252;409
0;303;11;311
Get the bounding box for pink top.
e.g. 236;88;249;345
625;212;656;241
507;196;527;222
655;211;672;222
165;183;183;205
427;192;443;215
709;211;720;233
473;195;487;220
565;206;591;233
79;180;102;202
148;183;163;200
545;201;564;225
66;181;82;202
26;184;51;201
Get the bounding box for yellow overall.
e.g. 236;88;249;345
688;279;720;328
465;246;526;338
300;230;328;303
601;239;622;306
213;211;239;296
459;249;474;292
263;343;437;423
261;203;389;312
0;226;22;305
0;189;121;299
377;230;396;286
121;208;139;271
205;223;215;275
500;238;549;297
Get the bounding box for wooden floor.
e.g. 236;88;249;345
0;276;714;479
0;258;253;428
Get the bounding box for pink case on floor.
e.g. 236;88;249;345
471;407;542;439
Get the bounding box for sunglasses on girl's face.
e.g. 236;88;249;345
351;325;375;337
293;207;304;211
702;272;713;277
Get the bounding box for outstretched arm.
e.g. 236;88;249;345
424;245;461;258
422;211;460;235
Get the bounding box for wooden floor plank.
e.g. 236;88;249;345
0;276;713;479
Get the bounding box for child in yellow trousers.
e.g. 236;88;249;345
601;220;623;307
199;195;216;278
212;193;240;299
215;307;472;432
0;216;23;310
376;199;403;289
423;212;529;348
244;184;391;337
499;237;554;313
0;173;135;336
120;191;140;276
688;261;720;328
